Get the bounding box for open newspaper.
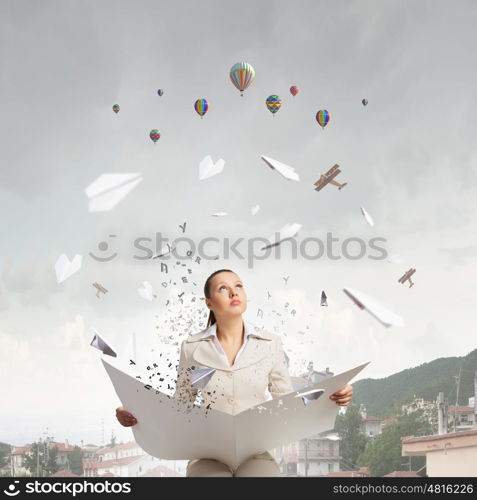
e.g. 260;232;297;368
103;358;369;470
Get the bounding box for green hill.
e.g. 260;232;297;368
351;348;477;417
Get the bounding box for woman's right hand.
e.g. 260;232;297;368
116;406;138;427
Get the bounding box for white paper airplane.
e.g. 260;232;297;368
295;388;325;406
85;173;143;212
190;368;216;389
360;206;374;227
199;156;225;181
211;212;228;217
261;223;302;250
138;281;154;301
388;254;405;264
343;287;404;328
251;205;260;216
90;329;117;357
55;254;82;283
261;156;300;182
152;243;174;259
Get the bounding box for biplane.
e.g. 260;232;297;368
398;268;416;288
314;164;347;192
92;282;108;298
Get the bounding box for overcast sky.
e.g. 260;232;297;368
1;0;476;449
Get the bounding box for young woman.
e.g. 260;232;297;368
116;269;353;477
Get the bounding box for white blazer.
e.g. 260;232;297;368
172;321;294;415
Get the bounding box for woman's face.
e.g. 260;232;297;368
205;272;247;320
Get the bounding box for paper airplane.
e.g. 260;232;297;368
261;223;302;250
388;254;405;264
343;287;404;328
90;330;117;357
85;173;143;212
251;205;260;216
320;290;328;307
283;350;290;366
152;243;174;259
138;281;154;301
261;156;300;182
360;206;374;227
295;388;325;406
211;212;228;217
55;254;82;283
190;368;216;389
199;156;225;181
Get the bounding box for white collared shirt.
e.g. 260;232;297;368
200;320;262;367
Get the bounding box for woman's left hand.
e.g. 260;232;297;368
329;384;353;406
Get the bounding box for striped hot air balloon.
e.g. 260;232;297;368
362;98;368;106
290;86;299;96
266;95;282;115
112;104;120;114
316;109;330;129
149;129;160;143
194;98;209;118
229;62;255;97
157;89;164;97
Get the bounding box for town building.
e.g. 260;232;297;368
82;442;186;477
274;364;341;476
402;429;477;477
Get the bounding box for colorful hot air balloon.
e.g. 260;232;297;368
266;95;282;115
157;89;164;97
362;98;368;106
194;98;208;118
149;129;160;143
290;86;299;96
316;109;330;129
229;62;255;97
112;104;120;114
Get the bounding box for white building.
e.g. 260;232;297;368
83;442;186;477
402;429;477;477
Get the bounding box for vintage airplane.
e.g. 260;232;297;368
92;282;108;298
314;164;347;192
398;268;416;288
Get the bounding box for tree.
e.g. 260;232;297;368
68;446;84;476
357;410;431;476
23;443;44;476
23;442;59;477
0;443;11;468
44;447;59;476
334;403;368;469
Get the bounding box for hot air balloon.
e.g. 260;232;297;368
362;98;368;106
316;109;330;129
157;89;164;97
229;62;255;97
112;104;120;114
149;129;160;143
290;86;299;96
194;98;208;118
266;95;282;115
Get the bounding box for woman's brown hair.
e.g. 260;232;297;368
204;269;235;327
